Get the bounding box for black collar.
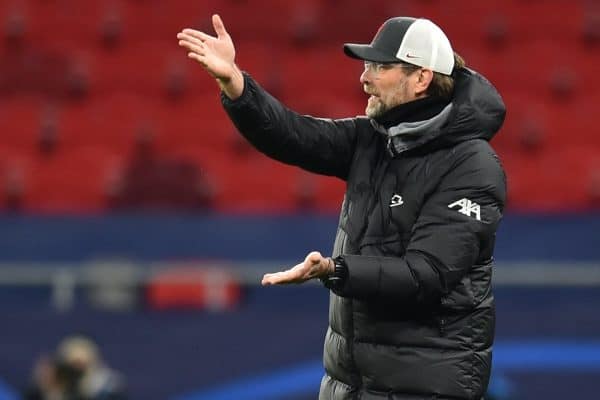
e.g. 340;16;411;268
374;96;450;129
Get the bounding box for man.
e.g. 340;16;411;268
178;14;506;400
24;335;127;400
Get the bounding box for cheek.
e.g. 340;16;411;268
381;79;403;102
379;87;397;106
390;81;410;104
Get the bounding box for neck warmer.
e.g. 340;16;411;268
370;97;452;156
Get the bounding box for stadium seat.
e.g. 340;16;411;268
26;148;124;212
0;97;44;150
58;94;157;154
0;0;597;212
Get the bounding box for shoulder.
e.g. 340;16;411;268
440;140;507;199
325;115;372;133
344;116;378;144
450;140;504;171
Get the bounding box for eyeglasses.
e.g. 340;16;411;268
363;61;420;74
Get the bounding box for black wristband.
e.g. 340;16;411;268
320;256;348;290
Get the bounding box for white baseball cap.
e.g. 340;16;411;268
344;17;455;75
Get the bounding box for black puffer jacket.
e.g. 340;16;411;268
222;68;506;400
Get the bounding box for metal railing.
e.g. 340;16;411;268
1;260;599;311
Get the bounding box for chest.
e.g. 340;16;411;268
342;142;443;252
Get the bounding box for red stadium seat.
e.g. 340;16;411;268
0;0;597;212
58;94;157;154
26;148;124;212
0;97;45;150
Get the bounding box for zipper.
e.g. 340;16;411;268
357;151;391;243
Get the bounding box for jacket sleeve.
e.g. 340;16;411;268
221;73;359;179
333;147;506;303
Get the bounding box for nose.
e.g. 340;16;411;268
360;67;370;85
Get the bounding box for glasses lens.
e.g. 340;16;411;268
364;61;405;73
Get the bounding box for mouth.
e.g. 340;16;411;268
367;94;379;104
364;85;378;98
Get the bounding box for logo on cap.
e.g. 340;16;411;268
405;53;421;59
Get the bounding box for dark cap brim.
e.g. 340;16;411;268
343;43;401;63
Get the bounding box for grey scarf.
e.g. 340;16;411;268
370;103;453;156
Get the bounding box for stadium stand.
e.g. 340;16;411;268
0;0;597;213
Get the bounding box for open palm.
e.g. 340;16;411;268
177;14;236;80
262;252;332;285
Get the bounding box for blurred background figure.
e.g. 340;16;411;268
23;336;126;400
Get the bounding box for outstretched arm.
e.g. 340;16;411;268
177;14;244;100
261;148;506;305
177;15;359;179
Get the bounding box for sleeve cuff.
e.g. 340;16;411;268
320;256;348;291
220;71;253;109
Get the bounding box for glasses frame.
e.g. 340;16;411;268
363;61;421;75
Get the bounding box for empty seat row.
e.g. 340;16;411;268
1;144;598;212
0;0;598;213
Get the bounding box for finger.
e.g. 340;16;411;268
262;273;286;285
178;39;205;55
262;272;283;285
187;52;207;65
177;32;207;46
212;14;228;38
261;274;271;286
182;28;215;42
307;251;322;265
263;270;296;285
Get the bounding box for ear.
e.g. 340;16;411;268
415;69;433;96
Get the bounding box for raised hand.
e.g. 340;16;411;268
261;251;334;285
177;14;243;98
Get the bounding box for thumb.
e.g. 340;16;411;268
212;14;228;38
306;251;322;265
